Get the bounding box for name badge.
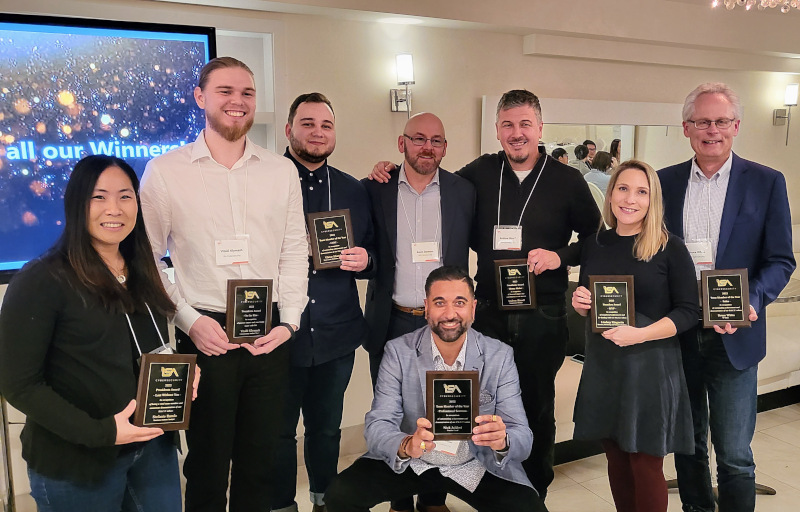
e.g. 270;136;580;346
493;225;522;251
434;440;460;456
215;237;250;266
686;240;714;267
412;242;440;263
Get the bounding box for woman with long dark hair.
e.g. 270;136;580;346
0;155;194;511
571;160;698;512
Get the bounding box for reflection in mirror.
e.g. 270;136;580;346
542;124;694;171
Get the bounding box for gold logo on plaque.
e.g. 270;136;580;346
322;220;339;229
603;286;619;294
244;290;260;300
716;279;734;287
443;384;462;393
507;268;522;276
161;367;179;377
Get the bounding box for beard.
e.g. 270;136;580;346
207;110;254;142
404;148;440;176
505;137;531;164
429;317;469;343
289;132;334;164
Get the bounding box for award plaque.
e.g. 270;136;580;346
425;370;480;441
225;279;273;344
590;275;635;333
133;353;197;431
701;268;751;329
494;259;536;310
307;209;354;270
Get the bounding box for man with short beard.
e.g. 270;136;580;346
362;112;475;512
325;266;547;512
369;91;601;500
271;93;376;512
141;57;309;512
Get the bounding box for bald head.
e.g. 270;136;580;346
398;112;447;176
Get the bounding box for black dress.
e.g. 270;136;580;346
573;230;699;456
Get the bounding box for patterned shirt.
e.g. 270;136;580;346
408;335;486;492
683;154;732;277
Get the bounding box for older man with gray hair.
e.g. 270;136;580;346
659;82;795;512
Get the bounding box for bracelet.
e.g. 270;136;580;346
278;322;297;341
398;435;412;458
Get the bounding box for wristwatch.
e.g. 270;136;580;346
279;322;297;341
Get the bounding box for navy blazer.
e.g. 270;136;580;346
659;153;796;370
362;169;475;354
363;326;533;488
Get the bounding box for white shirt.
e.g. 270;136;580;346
140;130;309;333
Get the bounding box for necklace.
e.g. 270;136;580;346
105;259;127;284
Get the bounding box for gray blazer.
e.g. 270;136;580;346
362;326;533;488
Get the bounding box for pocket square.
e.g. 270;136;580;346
479;389;494;405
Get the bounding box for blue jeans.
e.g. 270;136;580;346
675;328;757;512
28;435;181;512
272;351;356;511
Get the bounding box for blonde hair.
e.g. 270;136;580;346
602;159;669;262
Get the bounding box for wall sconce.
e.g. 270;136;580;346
391;53;414;118
774;83;799;146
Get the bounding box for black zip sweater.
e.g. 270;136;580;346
457;148;602;305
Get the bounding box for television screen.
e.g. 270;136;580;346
0;14;215;283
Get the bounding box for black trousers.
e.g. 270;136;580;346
325;458;547;512
177;307;289;512
472;300;568;499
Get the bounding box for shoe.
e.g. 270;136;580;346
312;505;327;512
416;503;451;512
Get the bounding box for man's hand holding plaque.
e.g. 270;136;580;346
701;268;754;332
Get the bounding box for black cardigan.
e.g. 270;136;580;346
0;256;169;484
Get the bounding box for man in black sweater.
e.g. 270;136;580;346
370;91;601;500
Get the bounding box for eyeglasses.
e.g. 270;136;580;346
403;134;446;148
687;118;736;130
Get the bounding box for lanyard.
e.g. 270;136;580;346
124;304;168;358
496;157;546;226
197;158;250;236
399;178;441;244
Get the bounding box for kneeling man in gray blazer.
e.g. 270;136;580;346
325;266;547;512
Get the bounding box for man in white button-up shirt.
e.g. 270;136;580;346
140;57;308;512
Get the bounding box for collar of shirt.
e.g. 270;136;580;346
399;163;440;192
189;129;261;168
283;148;329;185
431;332;467;371
690;152;733;184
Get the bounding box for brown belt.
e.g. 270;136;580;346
393;302;426;316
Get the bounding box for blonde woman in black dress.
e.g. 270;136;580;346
571;160;699;512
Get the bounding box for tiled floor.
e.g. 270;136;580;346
11;404;800;511
286;403;800;512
